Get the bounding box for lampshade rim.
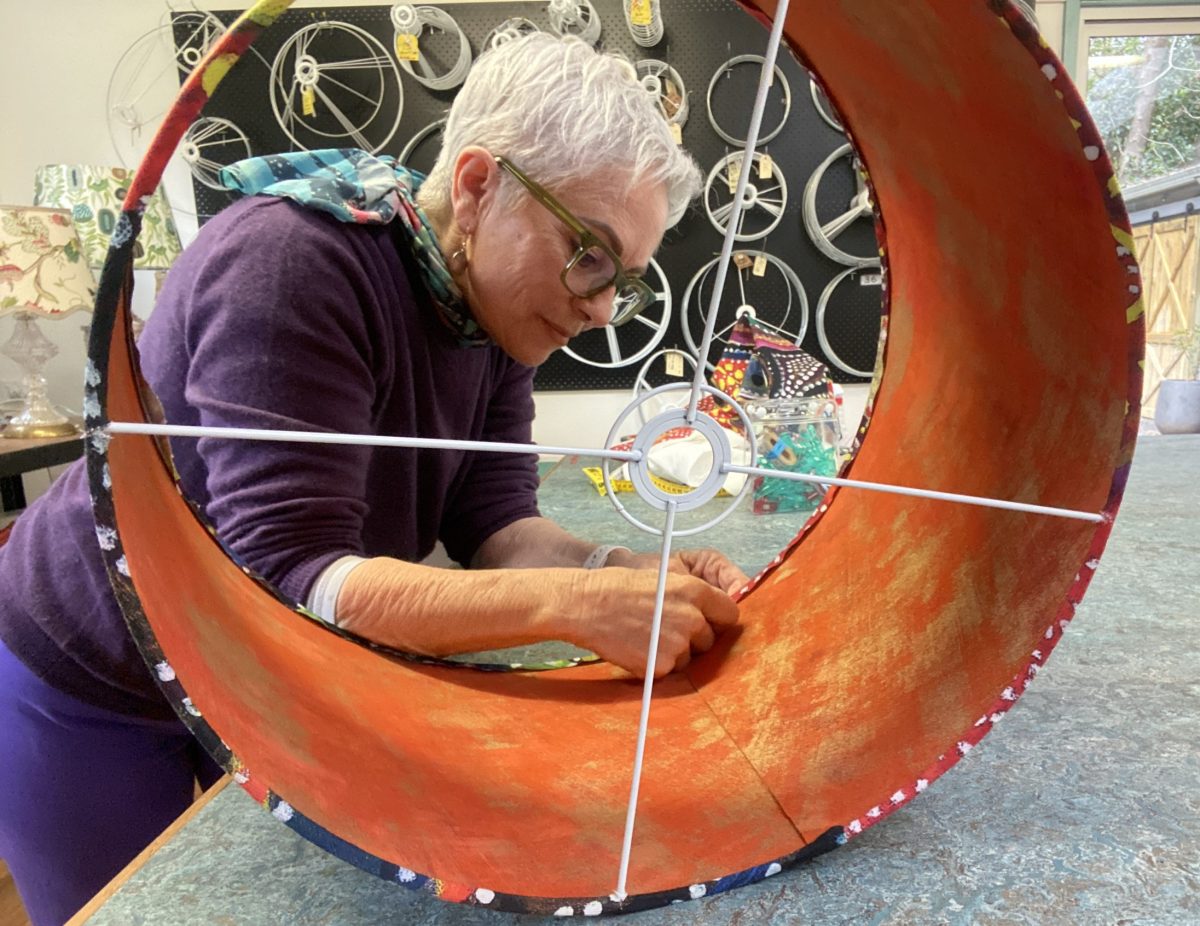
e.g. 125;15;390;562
0;304;94;319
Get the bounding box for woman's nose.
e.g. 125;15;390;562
576;286;616;329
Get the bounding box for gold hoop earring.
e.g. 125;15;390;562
448;235;470;274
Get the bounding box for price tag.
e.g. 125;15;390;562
859;271;883;286
752;254;768;277
727;157;741;194
669;122;682;145
301;86;316;117
665;352;684;376
758;153;774;180
630;0;652;27
733;252;753;270
394;33;420;62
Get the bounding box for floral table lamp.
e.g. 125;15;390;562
0;206;97;439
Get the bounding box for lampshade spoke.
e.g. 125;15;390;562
605;325;622;364
712;318;738;341
103;422;642;464
316;72;381;108
821;201;870;240
187;118;228;145
614;499;678;901
312;84;373;150
415;53;438;82
279;85;299;130
296;25;313;60
722;461;1104;522
757;197;784;218
710;199;737;223
318;55;392;72
176;16;220;73
686;5;791;425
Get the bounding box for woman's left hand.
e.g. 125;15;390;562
611;548;750;598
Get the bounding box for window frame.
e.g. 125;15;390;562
1064;1;1200;81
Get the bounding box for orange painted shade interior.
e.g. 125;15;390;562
103;0;1137;901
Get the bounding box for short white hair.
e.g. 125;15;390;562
417;34;702;228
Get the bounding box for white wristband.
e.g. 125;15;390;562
583;544;631;570
306;554;369;625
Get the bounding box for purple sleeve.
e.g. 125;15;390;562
438;360;541;566
169;203;391;602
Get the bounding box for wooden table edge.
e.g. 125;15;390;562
68;775;232;925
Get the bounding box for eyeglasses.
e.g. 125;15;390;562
495;156;656;327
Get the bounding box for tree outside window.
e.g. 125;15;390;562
1086;32;1200;187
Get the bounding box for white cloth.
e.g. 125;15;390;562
646;429;751;495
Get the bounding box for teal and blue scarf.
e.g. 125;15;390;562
220;149;489;348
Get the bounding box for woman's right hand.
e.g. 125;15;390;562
554;568;740;678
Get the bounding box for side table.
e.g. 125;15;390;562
0;433;85;513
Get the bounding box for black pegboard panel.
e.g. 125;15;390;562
178;0;882;387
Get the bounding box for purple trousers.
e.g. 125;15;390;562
0;641;222;926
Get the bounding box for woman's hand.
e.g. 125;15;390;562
610;547;751;597
557;567;740;678
336;556;742;680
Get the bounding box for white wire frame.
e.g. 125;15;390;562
704;150;789;241
182;117;252;190
269;20;404;154
106;12;227;167
802;143;878;267
681;251;810;369
394;6;473;91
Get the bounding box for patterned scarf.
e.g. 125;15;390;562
220;149;490;347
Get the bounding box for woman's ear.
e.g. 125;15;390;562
450;146;498;236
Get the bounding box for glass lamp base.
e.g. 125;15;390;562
1;418;80;439
1;313;81;440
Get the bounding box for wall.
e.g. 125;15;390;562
1039;0;1068;56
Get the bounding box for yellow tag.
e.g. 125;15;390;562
758;154;773;180
301;86;316;117
630;0;652;27
665;352;684;376
752;254;768;277
394;33;419;62
669;122;682;145
727;157;741;194
733;252;753;270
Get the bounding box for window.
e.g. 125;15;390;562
1077;4;1200;188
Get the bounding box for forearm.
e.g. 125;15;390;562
337;556;581;655
335;552;741;679
470;516;602;569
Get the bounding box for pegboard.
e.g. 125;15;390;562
178;0;883;388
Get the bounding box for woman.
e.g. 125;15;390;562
0;34;746;925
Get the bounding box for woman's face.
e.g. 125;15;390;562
453;153;669;367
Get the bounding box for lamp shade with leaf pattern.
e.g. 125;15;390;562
33;165;182;271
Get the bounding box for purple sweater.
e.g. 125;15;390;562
0;197;540;718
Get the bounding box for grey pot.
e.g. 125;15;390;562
1154;379;1200;434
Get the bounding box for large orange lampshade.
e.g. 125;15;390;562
82;0;1142;916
